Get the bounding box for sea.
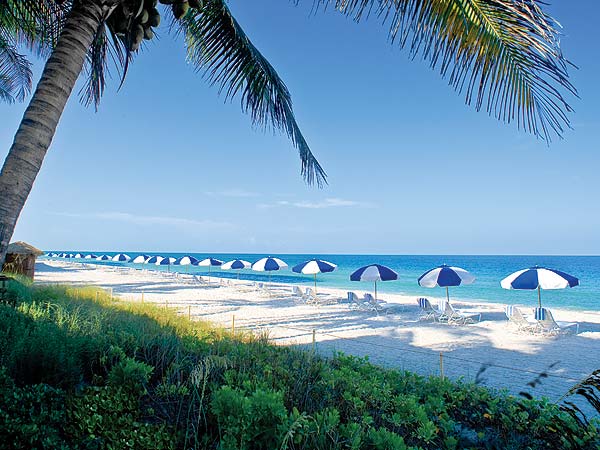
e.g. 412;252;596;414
43;253;600;311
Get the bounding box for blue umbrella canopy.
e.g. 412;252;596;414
96;254;111;261
197;258;223;267
84;254;98;259
292;259;337;292
156;257;176;265
350;264;398;300
112;253;131;262
501;266;579;307
418;265;475;303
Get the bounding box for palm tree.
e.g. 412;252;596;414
0;0;576;265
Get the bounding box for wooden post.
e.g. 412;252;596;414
439;352;444;379
141;291;144;304
231;314;235;334
110;287;113;300
312;329;316;352
188;305;191;321
165;299;168;309
95;291;98;302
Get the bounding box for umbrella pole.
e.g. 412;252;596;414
374;281;377;301
538;286;541;308
314;274;317;294
446;286;449;304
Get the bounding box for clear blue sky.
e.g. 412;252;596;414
1;1;599;255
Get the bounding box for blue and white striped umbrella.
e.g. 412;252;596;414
156;257;176;265
197;258;223;267
501;266;579;308
132;254;150;264
292;259;337;292
221;259;251;279
66;254;74;258
73;253;85;259
112;253;131;262
350;264;398;300
96;254;111;261
252;257;288;284
222;259;251;270
175;256;200;266
418;265;475;303
197;258;223;279
84;254;98;259
145;255;164;264
58;253;66;258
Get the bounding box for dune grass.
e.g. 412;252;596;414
0;278;598;449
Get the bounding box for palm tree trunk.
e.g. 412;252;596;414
0;1;108;266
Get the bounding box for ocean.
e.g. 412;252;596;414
44;253;600;311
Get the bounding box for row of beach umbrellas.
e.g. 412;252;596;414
47;252;578;306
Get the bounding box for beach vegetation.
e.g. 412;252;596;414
0;279;598;449
0;0;577;265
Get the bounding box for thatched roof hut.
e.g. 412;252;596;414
3;241;43;278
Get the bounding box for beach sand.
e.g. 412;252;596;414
35;260;600;404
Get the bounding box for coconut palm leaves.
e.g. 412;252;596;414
0;0;69;102
179;1;327;186
315;0;576;142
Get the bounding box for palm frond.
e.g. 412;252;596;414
80;24;109;110
313;0;576;142
176;1;327;187
0;30;32;102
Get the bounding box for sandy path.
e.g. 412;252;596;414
35;261;600;405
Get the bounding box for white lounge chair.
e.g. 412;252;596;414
417;297;443;321
348;292;369;311
534;308;579;335
441;301;481;325
363;293;389;313
505;305;538;333
292;286;303;298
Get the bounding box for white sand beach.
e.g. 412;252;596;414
35;260;600;404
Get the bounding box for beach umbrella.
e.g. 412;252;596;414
418;265;476;303
350;264;398;300
222;259;251;279
145;255;164;264
65;254;73;258
252;257;288;285
112;253;131;262
292;259;337;293
156;257;176;272
96;254;111;261
132;254;150;264
73;253;85;259
174;256;200;266
197;258;223;281
500;266;579;308
84;254;98;259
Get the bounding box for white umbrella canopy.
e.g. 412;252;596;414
252;257;288;286
145;255;164;264
197;258;223;281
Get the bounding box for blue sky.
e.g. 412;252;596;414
1;1;599;255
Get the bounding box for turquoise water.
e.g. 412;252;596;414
45;253;600;311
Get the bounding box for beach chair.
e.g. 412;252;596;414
348;292;369;311
442;301;481;325
417;297;443;321
534;308;579;335
505;305;538;333
292;286;303;298
363;293;389;313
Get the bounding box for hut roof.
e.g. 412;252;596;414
7;241;43;256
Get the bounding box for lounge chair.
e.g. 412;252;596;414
292;286;303;298
441;301;481;325
505;305;538;333
534;308;579;335
417;297;443;321
363;293;389;313
348;292;369;311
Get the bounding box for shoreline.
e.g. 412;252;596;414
34;260;600;405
